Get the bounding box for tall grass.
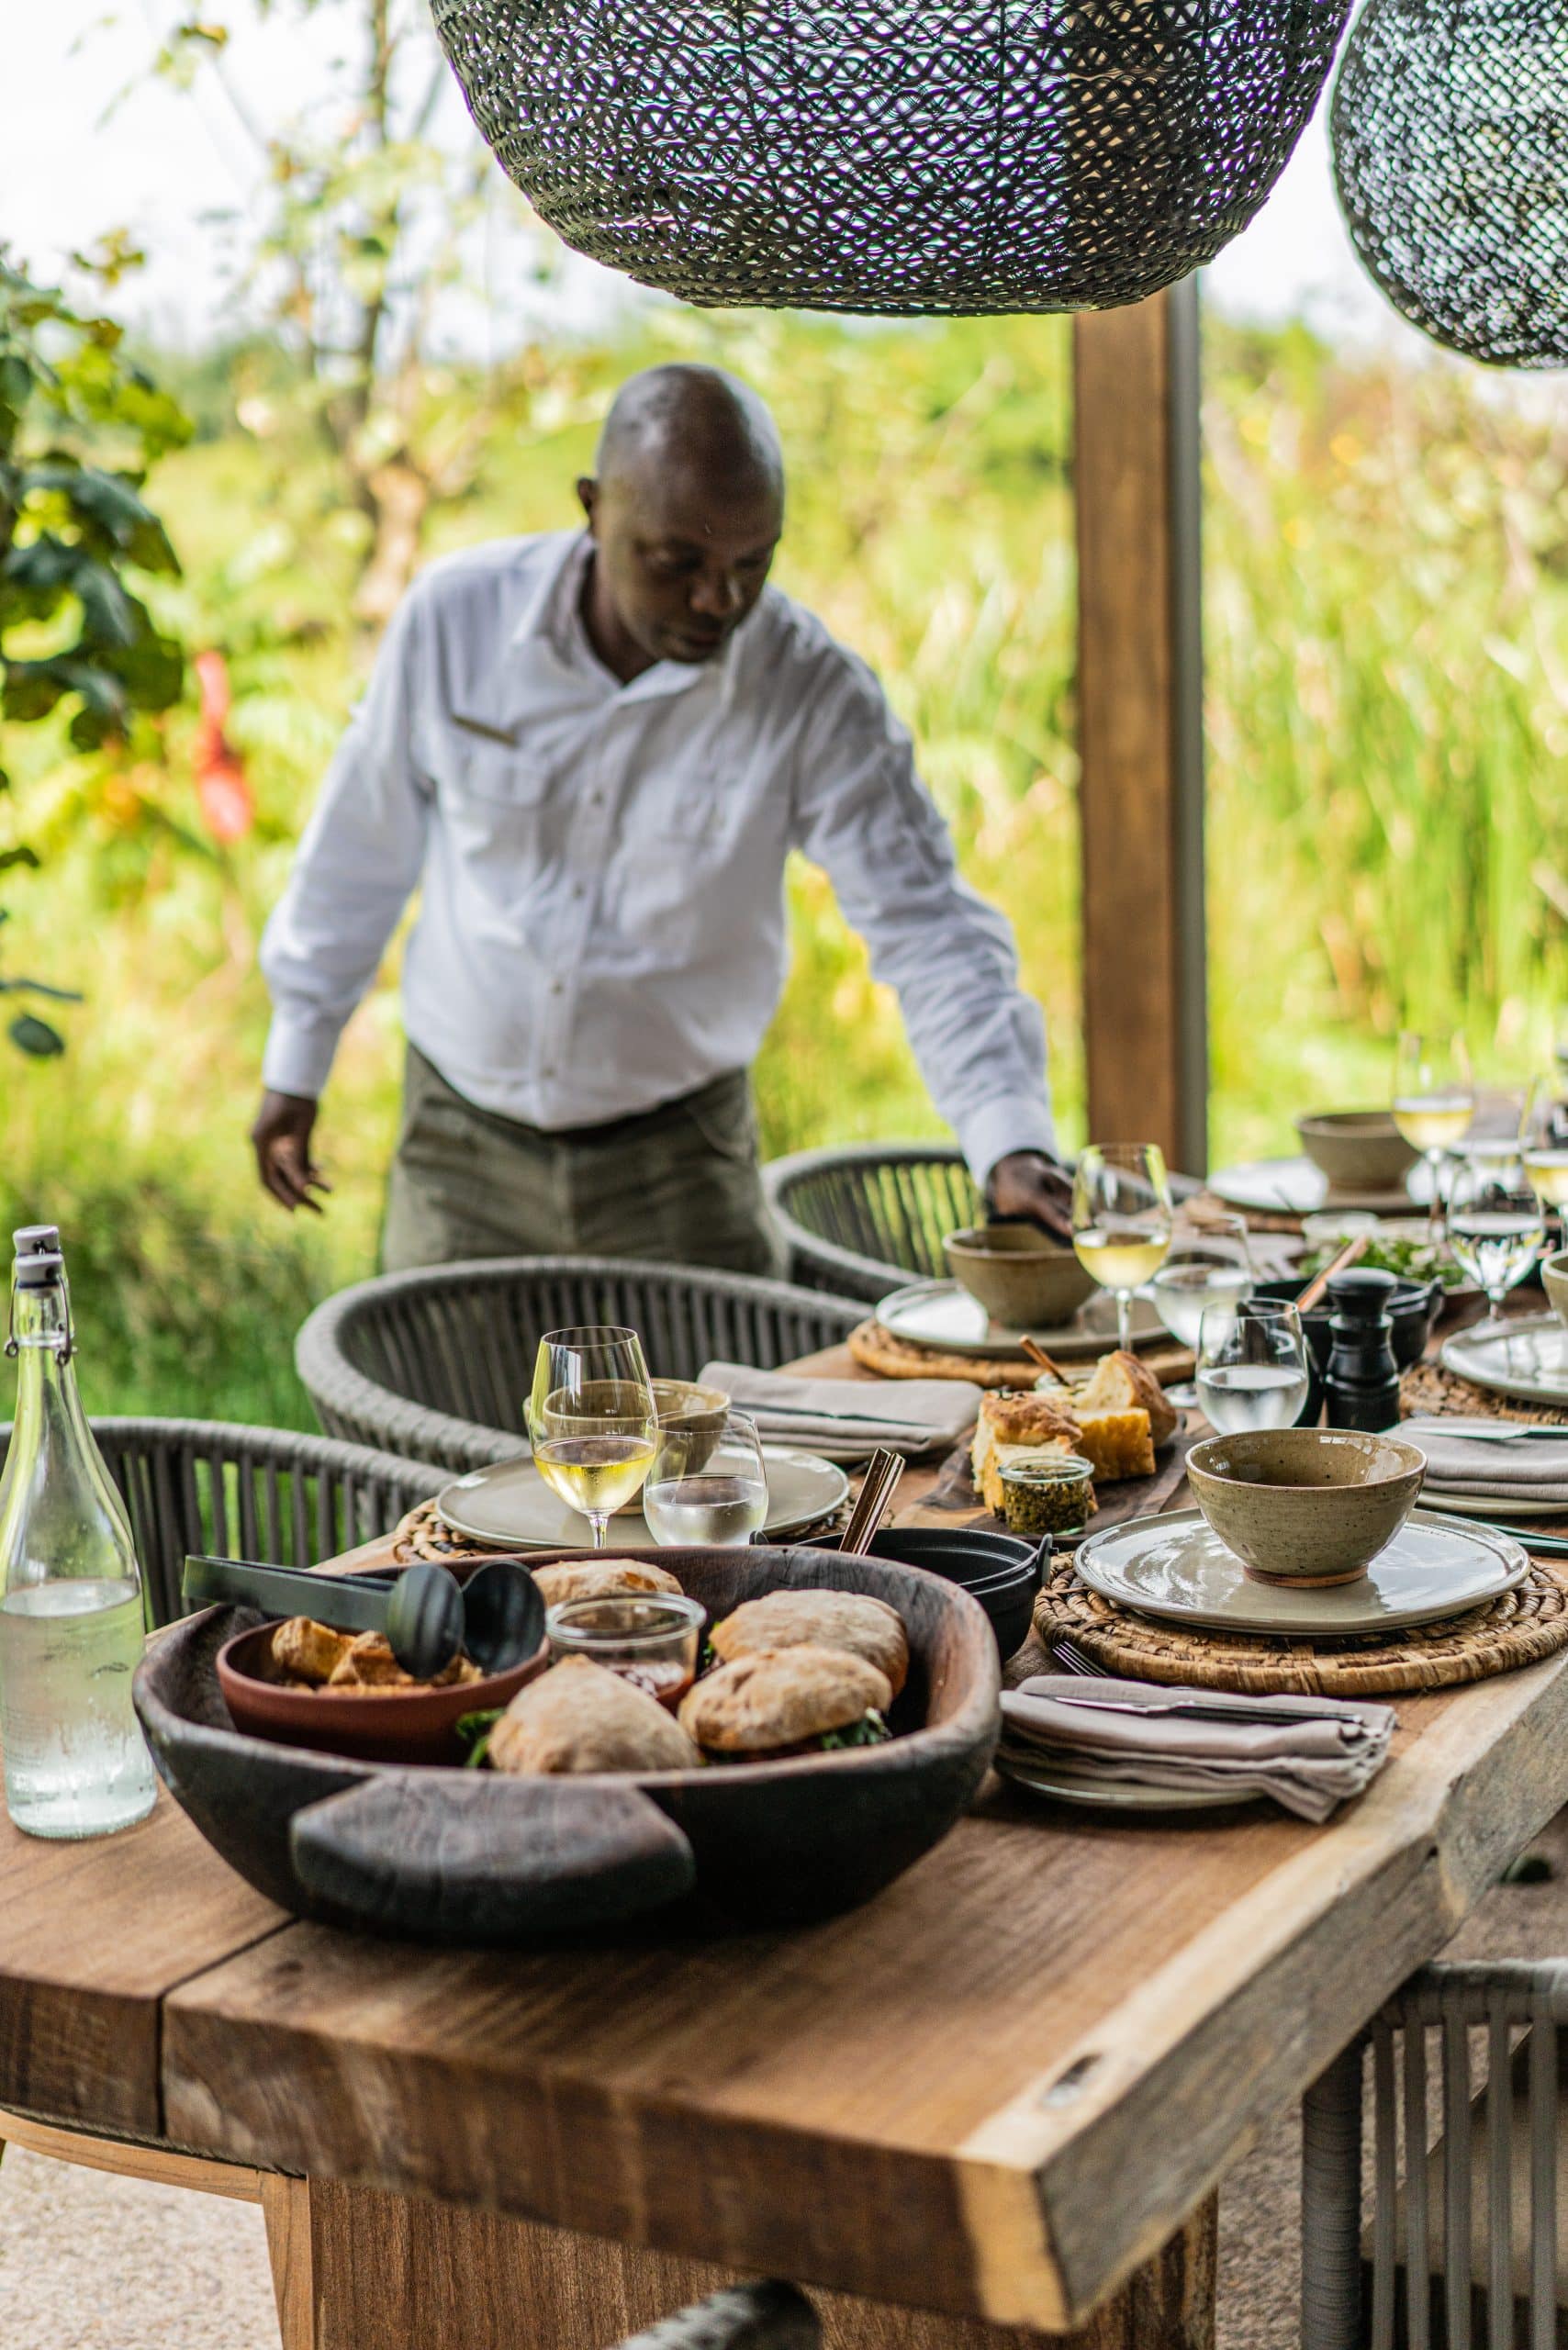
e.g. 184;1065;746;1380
6;308;1567;1423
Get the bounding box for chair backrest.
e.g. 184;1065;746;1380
1302;1959;1568;2350
610;2282;817;2350
763;1145;984;1300
0;1418;448;1630
296;1256;866;1473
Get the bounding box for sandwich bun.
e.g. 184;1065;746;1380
531;1560;683;1608
710;1589;908;1696
488;1656;700;1774
678;1646;892;1756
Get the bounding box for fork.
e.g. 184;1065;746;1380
1046;1637;1357;1725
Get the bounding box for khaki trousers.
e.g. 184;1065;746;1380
381;1046;780;1278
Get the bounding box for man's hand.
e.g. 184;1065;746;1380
986;1149;1073;1243
252;1091;331;1214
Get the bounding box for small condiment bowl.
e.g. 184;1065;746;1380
1295;1111;1418;1193
943;1224;1095;1328
545;1591;706;1711
1544;1248;1568;1327
1187;1427;1426;1587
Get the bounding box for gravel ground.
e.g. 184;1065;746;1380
5;1814;1567;2350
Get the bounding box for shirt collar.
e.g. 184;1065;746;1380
507;530;746;711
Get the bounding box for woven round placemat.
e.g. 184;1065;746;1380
1400;1358;1568;1427
847;1318;1193;1390
1033;1558;1568;1696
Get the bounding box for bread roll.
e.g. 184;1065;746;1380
532;1561;683;1609
273;1617;353;1685
488;1656;700;1774
678;1647;891;1755
710;1589;908;1696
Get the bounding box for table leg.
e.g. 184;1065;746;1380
264;2180;1216;2350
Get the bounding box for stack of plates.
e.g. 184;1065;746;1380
436;1448;850;1553
875;1280;1166;1360
1440;1316;1568;1419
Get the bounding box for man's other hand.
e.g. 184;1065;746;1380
986;1150;1072;1243
252;1091;331;1214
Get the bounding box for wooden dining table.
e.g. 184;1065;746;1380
3;1342;1567;2350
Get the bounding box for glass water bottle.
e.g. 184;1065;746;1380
0;1248;155;1838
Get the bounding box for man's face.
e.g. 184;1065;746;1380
580;462;783;667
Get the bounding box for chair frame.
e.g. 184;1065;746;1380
763;1142;984;1300
296;1255;865;1474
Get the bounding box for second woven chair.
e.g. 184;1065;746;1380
296;1256;865;1474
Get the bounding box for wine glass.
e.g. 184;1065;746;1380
1520;1075;1568;1231
1445;1156;1547;1335
1071;1144;1174;1352
1392;1030;1474;1233
526;1327;658;1550
643;1410;769;1549
1148;1213;1254;1403
1195;1299;1311;1434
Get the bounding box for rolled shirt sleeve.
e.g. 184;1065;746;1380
259;587;433;1099
790;646;1058;1190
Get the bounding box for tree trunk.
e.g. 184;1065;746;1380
353;461;431;633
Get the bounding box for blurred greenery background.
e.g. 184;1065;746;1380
10;47;1568;1427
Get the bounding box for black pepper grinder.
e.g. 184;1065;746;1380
1324;1268;1402;1431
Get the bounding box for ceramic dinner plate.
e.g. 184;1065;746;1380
1073;1507;1528;1637
876;1279;1166;1361
1416;1487;1568;1521
994;1749;1264;1812
1440;1315;1568;1408
436;1446;850;1552
1205;1155;1435;1218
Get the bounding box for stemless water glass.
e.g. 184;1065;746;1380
1393;1030;1474;1231
1195;1299;1311;1435
1149;1213;1254;1404
644;1409;768;1548
1071;1144;1174;1352
1446;1156;1548;1332
526;1326;658;1550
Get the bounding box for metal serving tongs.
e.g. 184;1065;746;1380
181;1553;544;1680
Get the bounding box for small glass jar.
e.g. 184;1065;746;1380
998;1454;1096;1539
545;1592;705;1711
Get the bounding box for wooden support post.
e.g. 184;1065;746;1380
1073;282;1207;1176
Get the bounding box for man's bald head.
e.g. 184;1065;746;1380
577;365;786;681
595;364;784;509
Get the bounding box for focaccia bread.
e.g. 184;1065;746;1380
272;1617;353;1685
1076;1349;1179;1449
970;1378;1154;1509
326;1630;479;1692
679;1647;892;1755
531;1560;683;1609
489;1655;700;1774
710;1589;909;1696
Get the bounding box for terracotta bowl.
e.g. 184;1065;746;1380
214;1561;549;1765
1544;1248;1568;1326
1187;1427;1426;1587
1295;1111;1418;1192
943;1223;1095;1328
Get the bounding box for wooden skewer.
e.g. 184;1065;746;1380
1294;1232;1368;1316
1020;1337;1074;1383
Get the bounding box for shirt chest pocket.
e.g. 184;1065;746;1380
612;771;742;961
442;740;554;872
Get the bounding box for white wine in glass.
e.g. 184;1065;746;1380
1071;1145;1173;1352
1392;1030;1473;1229
527;1328;658;1550
1520;1077;1568;1210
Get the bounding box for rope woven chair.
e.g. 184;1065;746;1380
0;1416;446;1631
611;2282;817;2350
296;1257;865;1474
431;0;1352;316
764;1143;984;1300
1301;1960;1568;2349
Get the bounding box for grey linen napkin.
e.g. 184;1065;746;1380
1402;1415;1568;1501
1000;1674;1396;1823
699;1361;981;1460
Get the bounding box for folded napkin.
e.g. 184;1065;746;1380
1000;1674;1396;1822
698;1362;981;1460
1401;1416;1568;1501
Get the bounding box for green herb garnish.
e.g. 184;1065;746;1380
1299;1236;1465;1290
455;1707;505;1770
817;1708;891;1751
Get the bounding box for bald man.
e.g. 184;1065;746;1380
253;364;1069;1273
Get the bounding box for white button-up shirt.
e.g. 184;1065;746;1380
260;530;1056;1184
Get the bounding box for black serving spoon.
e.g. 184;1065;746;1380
181;1554;544;1681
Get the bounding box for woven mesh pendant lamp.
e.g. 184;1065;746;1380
1332;0;1568;367
431;0;1354;316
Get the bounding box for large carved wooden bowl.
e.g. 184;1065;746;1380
134;1545;1000;1944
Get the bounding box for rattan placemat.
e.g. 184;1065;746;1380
847;1319;1194;1389
1032;1558;1568;1695
1400;1359;1568;1427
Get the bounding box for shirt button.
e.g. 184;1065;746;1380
543;1064;557;1079
573;884;587;900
